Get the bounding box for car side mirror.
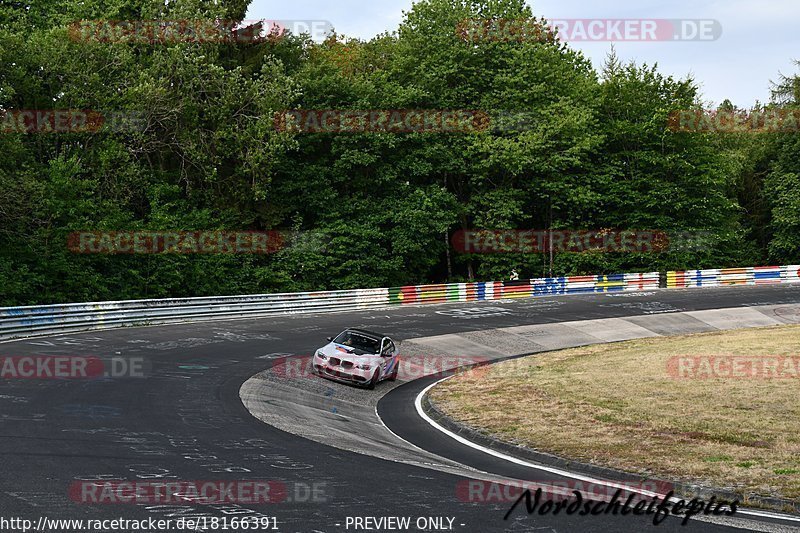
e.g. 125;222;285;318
326;336;333;342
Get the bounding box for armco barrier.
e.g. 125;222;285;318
667;265;800;288
0;272;658;341
2;266;796;341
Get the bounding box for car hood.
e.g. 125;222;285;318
318;343;381;362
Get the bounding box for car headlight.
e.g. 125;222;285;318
316;351;327;360
357;364;371;370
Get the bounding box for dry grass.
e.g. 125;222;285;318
430;325;800;500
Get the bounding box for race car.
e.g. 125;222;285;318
312;328;399;389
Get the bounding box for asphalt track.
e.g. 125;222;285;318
2;285;800;533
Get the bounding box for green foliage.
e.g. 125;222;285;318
0;0;797;305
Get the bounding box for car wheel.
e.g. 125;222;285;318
387;359;399;381
366;369;380;390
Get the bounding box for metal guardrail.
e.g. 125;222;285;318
0;272;662;341
667;265;800;288
7;265;799;341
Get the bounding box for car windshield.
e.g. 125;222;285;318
332;331;380;353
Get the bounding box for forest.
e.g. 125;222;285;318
1;0;798;305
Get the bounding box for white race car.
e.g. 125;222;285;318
312;328;399;389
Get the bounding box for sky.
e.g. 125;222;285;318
246;0;800;108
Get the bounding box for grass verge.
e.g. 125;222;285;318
429;325;800;501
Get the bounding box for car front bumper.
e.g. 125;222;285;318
313;358;373;384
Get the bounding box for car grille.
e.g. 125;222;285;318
328;357;355;369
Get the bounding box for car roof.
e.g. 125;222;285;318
343;328;387;340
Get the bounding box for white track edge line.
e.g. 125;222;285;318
414;376;800;524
